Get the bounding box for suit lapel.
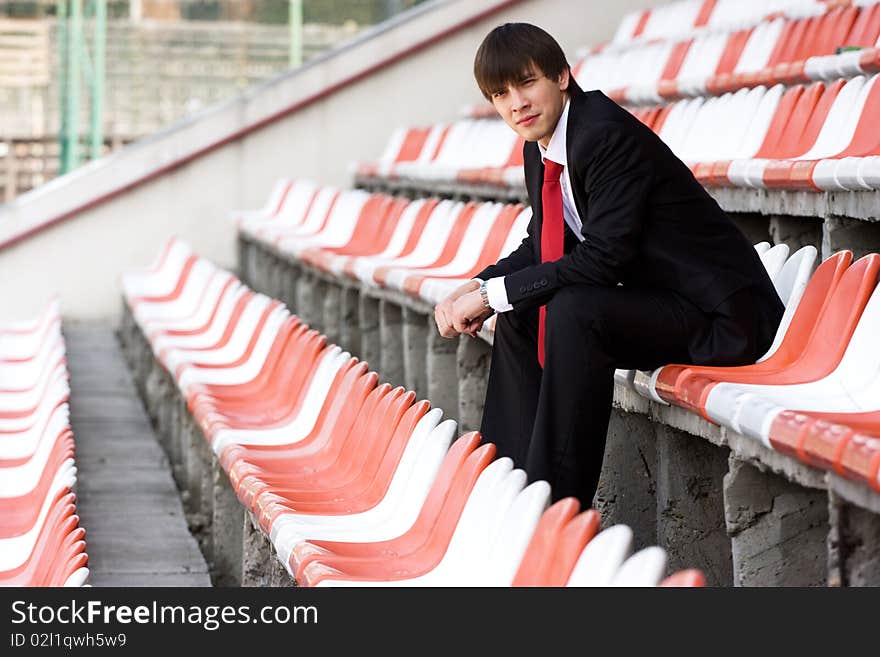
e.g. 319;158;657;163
565;89;590;232
523;140;544;262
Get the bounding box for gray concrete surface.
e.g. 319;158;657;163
65;325;211;587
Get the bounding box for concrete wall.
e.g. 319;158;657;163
0;0;663;323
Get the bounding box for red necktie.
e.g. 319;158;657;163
538;159;565;368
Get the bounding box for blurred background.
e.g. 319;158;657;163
0;0;424;202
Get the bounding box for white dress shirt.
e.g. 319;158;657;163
480;99;585;312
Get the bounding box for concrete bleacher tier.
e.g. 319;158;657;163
237;148;880;584
0;302;89;587
235;180;880;499
119;238;705;587
354;1;880;198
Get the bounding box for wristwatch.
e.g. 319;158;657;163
479;280;491;310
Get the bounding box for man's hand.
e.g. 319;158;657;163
452;290;493;337
434;279;482;338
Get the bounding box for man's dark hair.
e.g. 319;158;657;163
473;23;580;100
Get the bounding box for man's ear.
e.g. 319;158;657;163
558;67;570;92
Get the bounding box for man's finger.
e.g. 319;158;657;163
440;321;458;338
439;309;455;336
464;318;484;338
435;306;458;339
434;305;447;328
452;313;470;334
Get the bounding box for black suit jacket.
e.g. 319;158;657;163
476;87;784;362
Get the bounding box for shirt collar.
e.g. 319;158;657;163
537;97;570;167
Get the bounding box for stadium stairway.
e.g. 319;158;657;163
61;324;210;586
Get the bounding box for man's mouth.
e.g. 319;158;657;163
517;114;539;126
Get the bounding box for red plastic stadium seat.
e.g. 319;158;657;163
511;499;601;587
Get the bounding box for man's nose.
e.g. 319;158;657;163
510;88;528;111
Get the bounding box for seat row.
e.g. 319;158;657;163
122;238;705;586
358;69;880;192
610;0;835;47
637;73;880;190
622;244;880;493
354;118;524;191
0;301;89;587
615;241;813;398
239;183;802;338
583;1;880;104
241;178;880;495
238;179;529;309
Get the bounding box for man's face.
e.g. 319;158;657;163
490;65;569;147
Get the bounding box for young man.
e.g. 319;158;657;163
433;23;784;509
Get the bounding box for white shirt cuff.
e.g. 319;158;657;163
486;276;513;313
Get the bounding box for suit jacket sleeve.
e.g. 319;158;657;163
503;122;654;311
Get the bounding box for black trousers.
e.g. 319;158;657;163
479;283;772;509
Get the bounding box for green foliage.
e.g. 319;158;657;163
0;0;45;17
301;0;426;26
0;0;428;24
0;1;130;18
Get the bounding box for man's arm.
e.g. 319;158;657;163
502;123;654;311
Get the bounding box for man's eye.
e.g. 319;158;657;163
492;90;506;98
